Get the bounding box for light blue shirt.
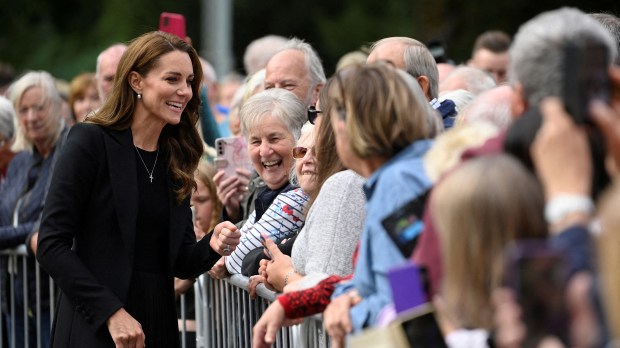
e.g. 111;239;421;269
332;139;434;332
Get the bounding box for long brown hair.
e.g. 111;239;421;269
87;31;204;202
331;64;431;159
432;155;547;330
312;77;344;203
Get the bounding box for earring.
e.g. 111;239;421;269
137;93;142;99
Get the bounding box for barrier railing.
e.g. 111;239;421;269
0;246;329;348
0;245;54;348
194;274;330;348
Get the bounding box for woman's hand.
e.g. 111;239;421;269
252;300;287;348
210;221;241;256
213;169;251;221
323;292;358;348
263;238;297;291
207;257;230;279
531;97;592;201
107;308;145;348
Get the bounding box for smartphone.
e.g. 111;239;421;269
562;42;611;124
388;262;426;314
398;303;448;348
159;12;186;40
259;232;272;259
505;239;570;346
381;190;430;258
214;136;253;181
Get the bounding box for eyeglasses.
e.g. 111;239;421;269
307;106;321;125
292;146;311;159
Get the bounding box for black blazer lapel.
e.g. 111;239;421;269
104;129;138;260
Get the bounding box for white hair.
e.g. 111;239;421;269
0;96;15;140
509;7;616;106
7;71;64;152
243;35;289;75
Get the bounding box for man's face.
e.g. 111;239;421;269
367;42;407;70
97;54;122;103
469;49;509;84
264;50;314;106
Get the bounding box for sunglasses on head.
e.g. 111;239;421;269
307;106;321;125
292;146;311;159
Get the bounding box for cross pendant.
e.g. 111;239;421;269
149;174;154;183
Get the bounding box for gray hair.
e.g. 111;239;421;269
7;71;64;152
590;13;620;66
509;7;617;107
239;88;306;143
440;66;497;95
396;69;443;137
457;86;514;130
0;96;15;140
372;37;440;99
95;44;128;78
243;35;289;75
439;89;476;113
282;37;327;87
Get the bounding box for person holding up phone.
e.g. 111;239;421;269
205;88;308;278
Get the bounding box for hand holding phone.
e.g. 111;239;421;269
159;12;186;40
214;136;253;182
562;42;611;124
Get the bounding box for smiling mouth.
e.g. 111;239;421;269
263;160;282;169
301;171;316;176
166;101;183;111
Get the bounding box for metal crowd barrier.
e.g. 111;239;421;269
193;274;331;348
0;246;329;348
0;245;54;348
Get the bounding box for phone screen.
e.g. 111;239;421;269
381;190;429;258
399;304;447;348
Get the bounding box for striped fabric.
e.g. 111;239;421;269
225;188;309;274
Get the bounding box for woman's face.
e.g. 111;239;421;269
191;178;213;240
73;85;101;122
295;128;318;195
17;86;55;150
248;114;296;189
134;50;194;126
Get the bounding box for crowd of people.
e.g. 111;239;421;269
1;5;620;348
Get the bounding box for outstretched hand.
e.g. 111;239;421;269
210;221;241;256
252;300;286;348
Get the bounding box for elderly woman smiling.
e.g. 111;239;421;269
207;88;309;278
0;70;67;348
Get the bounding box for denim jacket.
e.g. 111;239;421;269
332;139;434;332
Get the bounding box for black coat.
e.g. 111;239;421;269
37;123;219;347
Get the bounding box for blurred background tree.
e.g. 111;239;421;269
0;0;618;81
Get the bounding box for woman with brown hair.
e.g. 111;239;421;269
37;31;229;348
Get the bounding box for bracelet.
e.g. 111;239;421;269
544;194;594;225
283;270;296;287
